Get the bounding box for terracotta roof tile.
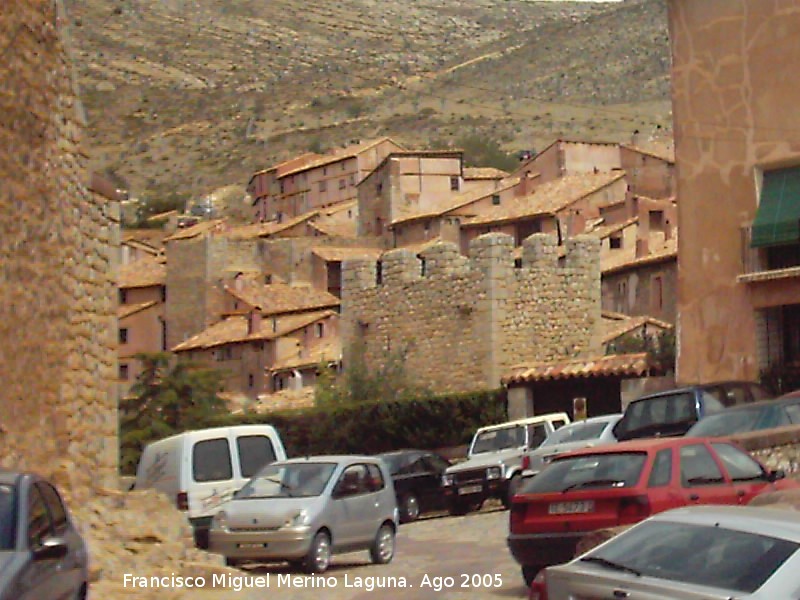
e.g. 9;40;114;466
463;167;509;180
586;217;638;238
122;229;169;249
622;140;675;163
601;237;678;274
279;137;401;179
269;339;342;373
165;219;226;241
225;281;339;316
118;255;166;288
225;212;319;239
311;246;384;262
601;313;674;344
462;172;626;228
172;310;336;352
503;352;654;384
118;300;158;319
307;219;357;238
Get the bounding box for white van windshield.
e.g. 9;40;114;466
472;425;525;454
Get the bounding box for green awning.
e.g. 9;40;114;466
752;166;800;247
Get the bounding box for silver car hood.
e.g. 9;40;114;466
222;496;326;529
446;448;521;473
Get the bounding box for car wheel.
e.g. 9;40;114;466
401;493;420;522
503;474;522;509
224;557;241;568
303;530;331;574
370;523;396;564
522;564;544;587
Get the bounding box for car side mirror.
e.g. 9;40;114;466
33;537;69;561
767;469;786;482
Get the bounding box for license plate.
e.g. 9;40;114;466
458;484;482;495
238;543;267;549
548;500;594;514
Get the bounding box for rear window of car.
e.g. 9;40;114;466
519;452;647;494
584;520;799;594
237;435;277;478
193;438;233;482
542;421;608;446
689;405;790;437
617;392;698;437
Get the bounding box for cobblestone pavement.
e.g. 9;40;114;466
189;505;528;600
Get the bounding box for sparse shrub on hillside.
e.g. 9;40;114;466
454;133;519;172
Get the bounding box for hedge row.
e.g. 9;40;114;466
208;389;507;457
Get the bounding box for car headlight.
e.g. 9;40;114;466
212;510;228;531
442;473;454;486
285;509;309;528
487;466;502;480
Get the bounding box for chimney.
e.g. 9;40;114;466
247;311;262;335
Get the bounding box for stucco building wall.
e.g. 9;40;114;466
341;233;601;394
668;0;800;383
602;258;678;324
0;1;118;496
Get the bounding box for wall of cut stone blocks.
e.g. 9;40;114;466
341;233;601;394
0;1;118;498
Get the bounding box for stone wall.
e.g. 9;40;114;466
0;0;118;497
731;425;800;476
340;233;601;394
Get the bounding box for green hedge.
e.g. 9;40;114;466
208;389;507;457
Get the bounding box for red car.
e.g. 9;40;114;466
507;437;797;586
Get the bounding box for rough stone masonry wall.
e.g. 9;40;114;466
341;233;601;394
0;0;117;497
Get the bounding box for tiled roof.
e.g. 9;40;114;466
463;167;509;180
586;217;639;239
225;281;339;316
118;300;158;319
307;219;357;238
321;199;358;216
462;172;626;228
122;229;169;250
601;312;673;344
250;153;324;180
390;177;521;227
279;137;400;179
118;255;166;289
602;237;678;275
622;140;675;163
165;219;226;241
503;352;654;384
225;212;319;240
172;310;336;352
311;246;384;262
269;339;342;373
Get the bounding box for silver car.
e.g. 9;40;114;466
538;505;800;599
0;471;89;600
520;414;621;478
209;455;398;573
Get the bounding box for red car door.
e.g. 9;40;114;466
710;442;789;503
678;442;737;505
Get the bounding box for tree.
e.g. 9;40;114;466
119;352;228;473
455;133;519;172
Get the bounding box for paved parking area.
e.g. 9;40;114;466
188;505;528;600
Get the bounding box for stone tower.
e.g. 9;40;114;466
0;1;119;496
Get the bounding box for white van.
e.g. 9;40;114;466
134;424;287;547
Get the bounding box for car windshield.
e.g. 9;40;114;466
688;405;790;437
472;425;526;454
617;392;704;437
520;452;646;494
541;421;609;447
585;520;799;594
236;462;336;499
0;484;16;550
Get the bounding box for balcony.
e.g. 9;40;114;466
738;226;800;283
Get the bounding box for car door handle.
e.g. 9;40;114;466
689;494;699;501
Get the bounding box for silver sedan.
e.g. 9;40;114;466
537;505;800;599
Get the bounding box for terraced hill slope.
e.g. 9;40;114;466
64;0;671;205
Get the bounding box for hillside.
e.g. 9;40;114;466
64;0;671;204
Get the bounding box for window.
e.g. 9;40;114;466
649;210;664;232
161;287;167;303
349;174;355;185
647;448;672;487
119;289;127;304
786;402;800;423
610;235;622;249
316;323;324;338
377;182;383;194
652;275;663;312
37;483;67;534
527;424;548;449
335;464;369;497
492;194;501;205
192;438;233;482
319;180;326;192
119;328;129;344
450;176;460;191
119;363;129;380
680;444;724;486
365;463;385;491
237;435;277;478
338;179;346;190
752;165;800;248
711;443;765;481
27;487;52;549
248;373;254;388
521;452;647;494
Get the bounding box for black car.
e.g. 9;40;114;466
378;450;451;523
613;381;771;441
0;470;89;600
